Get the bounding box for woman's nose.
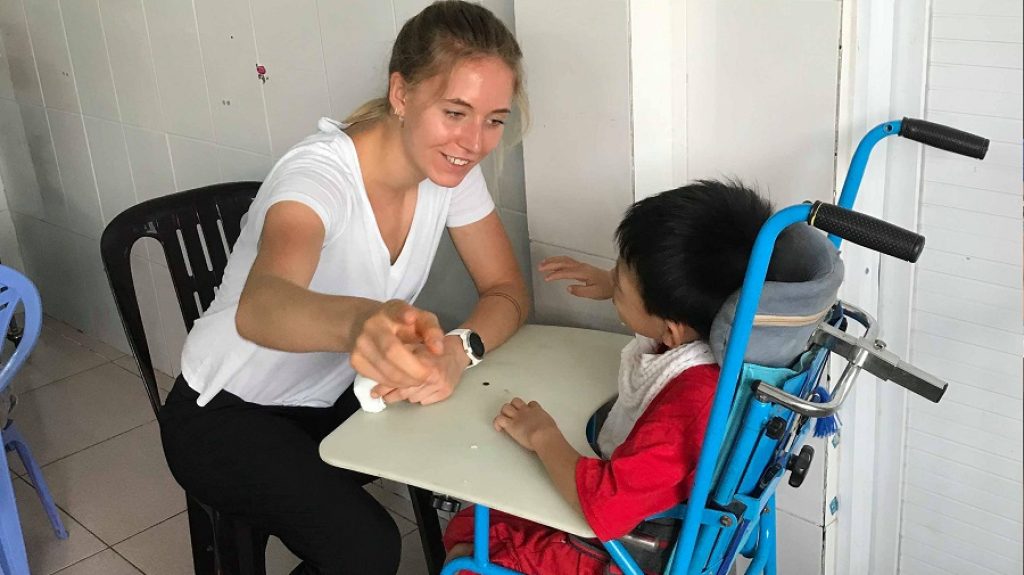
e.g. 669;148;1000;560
458;122;484;155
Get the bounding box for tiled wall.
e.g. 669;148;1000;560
0;0;527;376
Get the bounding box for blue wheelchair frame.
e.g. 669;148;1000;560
442;118;988;575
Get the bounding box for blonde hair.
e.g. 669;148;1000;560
344;0;529;142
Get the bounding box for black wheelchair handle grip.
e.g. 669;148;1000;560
899;117;989;160
809;202;925;263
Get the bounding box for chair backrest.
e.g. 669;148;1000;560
100;182;261;415
0;265;42;394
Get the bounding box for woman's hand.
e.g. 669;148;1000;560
493;397;560;452
350;300;446;390
538;256;614;300
372;337;470;405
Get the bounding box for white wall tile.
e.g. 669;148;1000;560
167;134;221;191
250;0;323;73
217;145;271;182
0;208;26;271
19;102;66;225
0;29;17;99
83;115;136;224
516;0;633;260
415;229;477;331
260;65;330;158
48;108;103;238
130;251;169;374
0;0;44;105
73;237;129;351
59;0;118;121
477;0;516;32
99;0;162;131
151;260;186;376
529;241;625;333
392;0;431;29
498;207;531;311
123;125;174;201
685;1;841;209
11;212;76;320
0;96;43;216
21;0;78;112
317;0;393;123
195;0;271;154
143;0;213;141
775;511;825;575
497;141;526;213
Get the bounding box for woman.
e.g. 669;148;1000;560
158;2;529;573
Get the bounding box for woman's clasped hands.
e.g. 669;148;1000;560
349;299;468;406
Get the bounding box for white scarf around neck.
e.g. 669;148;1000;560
596;335;716;457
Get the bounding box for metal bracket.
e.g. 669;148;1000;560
754;301;947;417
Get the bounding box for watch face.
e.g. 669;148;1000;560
468;332;485;358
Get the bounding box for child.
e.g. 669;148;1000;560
442;180;773;574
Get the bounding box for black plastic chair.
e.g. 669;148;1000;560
100;182;447;575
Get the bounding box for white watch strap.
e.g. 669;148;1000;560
446;329;481;367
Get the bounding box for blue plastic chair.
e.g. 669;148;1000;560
0;265;69;575
441;117;989;575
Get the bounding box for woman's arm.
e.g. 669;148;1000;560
449;210;530;349
236;201;444;388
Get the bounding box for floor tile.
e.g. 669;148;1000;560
397;530;431;575
11;476;107;575
10;362;155;467
53;550;143;575
42;421;187;544
7;322;110;394
114;512;192;575
43;315;127;361
265;535;302;574
113;355;177;392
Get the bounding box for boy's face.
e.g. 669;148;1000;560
611;260;667;341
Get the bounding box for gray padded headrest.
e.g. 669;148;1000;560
709;224;844;368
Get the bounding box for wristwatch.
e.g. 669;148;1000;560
447;328;485;368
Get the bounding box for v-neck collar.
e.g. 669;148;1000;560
339;131;422;273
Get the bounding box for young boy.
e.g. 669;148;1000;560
442;180;774;574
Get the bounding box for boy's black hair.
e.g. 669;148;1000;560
615;180;773;339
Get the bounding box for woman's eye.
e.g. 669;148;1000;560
489;118;506;126
445;110;464;119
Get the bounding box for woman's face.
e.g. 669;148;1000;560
397;56;515;188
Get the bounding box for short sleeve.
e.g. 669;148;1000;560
446;165;495;228
260;144;355;243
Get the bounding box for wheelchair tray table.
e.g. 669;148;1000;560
319;324;630;538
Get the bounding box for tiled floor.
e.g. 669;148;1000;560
7;315;434;575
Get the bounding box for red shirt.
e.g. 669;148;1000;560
575;363;720;541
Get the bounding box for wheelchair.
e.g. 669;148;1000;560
441;117;990;575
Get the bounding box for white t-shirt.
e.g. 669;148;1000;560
180;118;495;407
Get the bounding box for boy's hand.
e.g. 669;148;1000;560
494;397;560;452
538;256;613;300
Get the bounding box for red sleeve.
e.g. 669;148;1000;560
574;363;719;541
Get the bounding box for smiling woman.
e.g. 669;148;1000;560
155;2;530;574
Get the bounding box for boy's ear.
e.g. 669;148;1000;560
662;320;700;348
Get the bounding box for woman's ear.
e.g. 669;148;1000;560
662;320;700;348
388;72;408;117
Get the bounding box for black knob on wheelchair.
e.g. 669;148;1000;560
786;445;815;488
764;417;787;440
431;493;462;513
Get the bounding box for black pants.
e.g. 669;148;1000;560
159;376;401;575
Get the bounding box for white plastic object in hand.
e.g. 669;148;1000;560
353;375;387;413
